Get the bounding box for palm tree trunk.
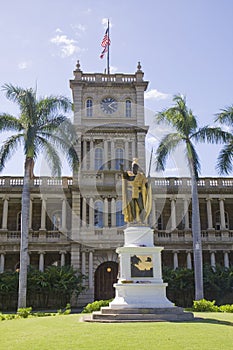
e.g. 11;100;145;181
190;171;204;300
18;158;31;309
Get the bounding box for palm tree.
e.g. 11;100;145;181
154;94;228;300
0;84;79;309
215;105;233;175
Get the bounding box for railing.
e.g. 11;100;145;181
1;228;232;245
80;73;137;83
1;230;69;242
0;176;232;189
153;177;233;188
154;229;233;242
0;177;73;188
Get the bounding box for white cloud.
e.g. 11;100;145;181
110;65;118;74
50;34;81;58
145;89;170;101
55;28;62;33
102;18;112;28
18;61;31;70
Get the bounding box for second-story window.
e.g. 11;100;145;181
86;99;93;117
17;211;21;231
94;200;103;228
125;99;131;117
116;200;125;227
215;210;229;230
115;148;124;170
95;147;103;170
52;212;62;231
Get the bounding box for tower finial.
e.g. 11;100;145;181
137;61;142;72
76;60;81;71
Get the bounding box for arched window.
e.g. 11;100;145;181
94;200;103;228
155;211;163;230
86;99;93;117
125;99;131;117
115;148;124;170
116;200;125;227
17;211;21;231
52;211;62;231
95;147;103;170
215;211;229;230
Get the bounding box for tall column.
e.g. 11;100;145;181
82;197;87;227
89;197;94;227
40;196;47;230
60;251;66;267
124;141;129;165
183;198;190;229
173;251;179;269
71;245;81;270
132;140;136;159
151;198;156;227
88;250;94;289
186;251;192;269
0;252;5;273
219;198;226;229
206;198;213;229
104;139;108;170
210;251;216;268
2;195;9;230
90;139;94;170
170;198;176;231
83;139;87;170
103;197;108;227
81;250;86;286
224;251;229;269
29;198;33;230
61;198;67;231
110;140;115;169
39;251;45;272
111;197;116;227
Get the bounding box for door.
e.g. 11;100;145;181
94;261;118;300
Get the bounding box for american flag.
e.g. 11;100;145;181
100;27;110;59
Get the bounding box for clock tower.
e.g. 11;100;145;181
69;61;149;305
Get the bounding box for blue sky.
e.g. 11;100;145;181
0;0;232;177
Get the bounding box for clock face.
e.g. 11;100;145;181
100;97;117;114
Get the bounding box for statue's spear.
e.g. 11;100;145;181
147;148;153;178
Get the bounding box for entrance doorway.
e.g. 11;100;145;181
94;261;118;300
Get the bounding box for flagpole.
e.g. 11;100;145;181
107;19;110;74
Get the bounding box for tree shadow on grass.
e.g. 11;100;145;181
190;316;233;327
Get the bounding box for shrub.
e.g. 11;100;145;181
219;304;233;313
192;299;219;312
57;303;71;315
17;307;32;318
82;299;112;313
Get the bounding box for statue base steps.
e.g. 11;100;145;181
82;306;194;322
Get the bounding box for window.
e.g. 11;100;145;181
115;148;124;170
155;211;163;230
125;99;131;117
215;211;229;230
116;201;125;227
52;212;62;231
95;147;103;170
86;99;93;117
17;211;21;231
94;201;103;228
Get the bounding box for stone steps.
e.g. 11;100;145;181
82;306;194;323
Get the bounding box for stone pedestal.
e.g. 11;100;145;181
110;226;173;309
84;225;194;322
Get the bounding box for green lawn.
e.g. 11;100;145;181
0;313;233;350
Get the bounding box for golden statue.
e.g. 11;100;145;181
121;158;152;224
